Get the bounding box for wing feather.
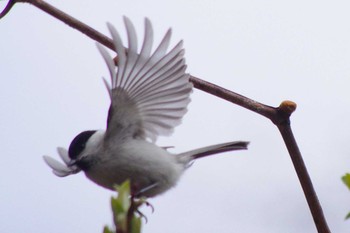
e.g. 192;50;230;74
127;29;171;94
96;44;116;89
107;22;126;87
98;17;192;142
124;18;154;91
134;67;189;101
129;42;184;97
131;53;186;99
121;17;138;88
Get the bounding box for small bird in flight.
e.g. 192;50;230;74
43;17;248;197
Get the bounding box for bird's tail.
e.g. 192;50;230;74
178;141;249;164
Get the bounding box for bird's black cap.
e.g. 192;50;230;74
68;130;96;160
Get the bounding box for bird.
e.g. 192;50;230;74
43;17;249;197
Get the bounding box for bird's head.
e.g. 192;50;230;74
68;130;104;170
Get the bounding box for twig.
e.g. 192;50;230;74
0;1;331;232
0;0;15;19
278;123;330;233
16;0;114;50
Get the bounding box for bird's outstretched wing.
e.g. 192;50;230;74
97;17;192;142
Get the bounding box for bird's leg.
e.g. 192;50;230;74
129;195;154;223
128;197;149;223
135;182;159;197
129;182;158;221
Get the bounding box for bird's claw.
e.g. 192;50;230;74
130;196;154;223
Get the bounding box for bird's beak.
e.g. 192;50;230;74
68;160;77;167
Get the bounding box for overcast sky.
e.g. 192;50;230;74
1;0;350;232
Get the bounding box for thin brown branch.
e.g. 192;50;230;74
278;123;330;233
189;76;277;121
1;1;331;232
17;0;115;50
0;0;15;19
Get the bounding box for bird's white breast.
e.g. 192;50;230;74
84;139;185;197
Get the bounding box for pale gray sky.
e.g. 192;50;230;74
1;0;350;232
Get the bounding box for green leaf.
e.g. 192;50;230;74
112;181;131;212
342;173;350;190
111;196;127;231
118;181;132;210
110;180;134;232
103;226;114;233
131;216;142;233
345;212;350;220
104;180;147;233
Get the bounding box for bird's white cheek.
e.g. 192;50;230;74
85;130;106;152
